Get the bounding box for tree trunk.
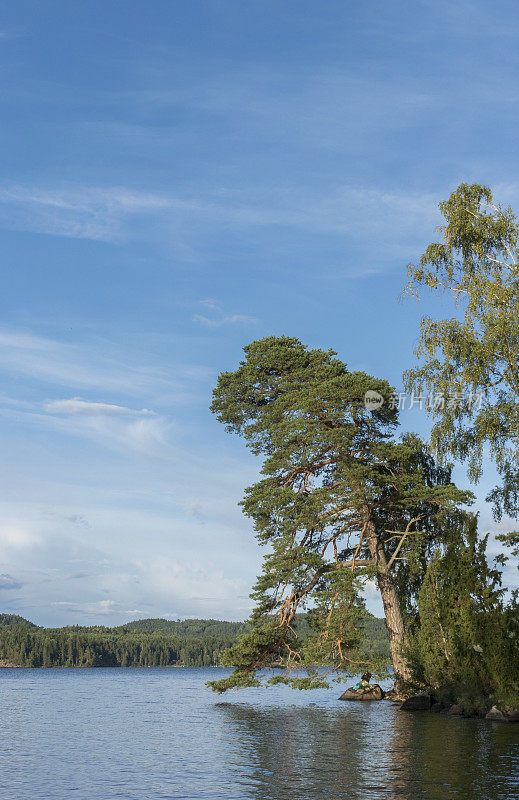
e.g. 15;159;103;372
365;514;412;685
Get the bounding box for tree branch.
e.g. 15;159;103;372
386;517;423;571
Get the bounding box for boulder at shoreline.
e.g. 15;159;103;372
399;692;433;711
485;705;519;722
339;684;385;701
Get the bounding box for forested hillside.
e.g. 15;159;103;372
0;612;390;668
117;618;249;638
0;613;38;629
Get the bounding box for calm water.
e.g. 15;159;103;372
0;667;517;800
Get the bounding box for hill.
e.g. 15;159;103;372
117;618;249;638
0;613;39;629
119;614;388;652
0;612;390;668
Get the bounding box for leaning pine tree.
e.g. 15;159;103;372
208;337;471;694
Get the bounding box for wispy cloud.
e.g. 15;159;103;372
65;515;91;529
45;398;156;417
0;181;442;263
193;298;258;328
0;523;39;551
0;574;22;590
0;28;25;41
39;398;170;455
0;328;211;457
0;185;172;242
50;599;120;615
136;555;250;612
0;329;211;404
0;446;262;625
0;329;164;394
42;397;168;455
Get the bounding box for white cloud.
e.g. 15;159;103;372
1;398;172;460
45;398;156;417
0;330;165;394
0;329;212;408
50;599;120;615
0;180;442;266
137;555;251;613
0;462;261;626
0;574;22;590
199;298;221;311
193;299;258;328
0;185;173;242
192;313;257;328
0;523;39;550
43;403;171;456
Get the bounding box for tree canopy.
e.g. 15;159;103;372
404;183;519;525
406;511;519;712
208;336;470;692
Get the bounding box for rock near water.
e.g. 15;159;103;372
399;692;433;711
384;688;407;703
339;684;385;701
486;706;506;721
447;704;463;716
485;705;519;722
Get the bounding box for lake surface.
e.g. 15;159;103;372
0;667;517;800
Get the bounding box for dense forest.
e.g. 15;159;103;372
0;612;389;668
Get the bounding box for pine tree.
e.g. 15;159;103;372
207;336;471;692
42;638;52;668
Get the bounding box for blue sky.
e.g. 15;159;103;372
0;0;518;626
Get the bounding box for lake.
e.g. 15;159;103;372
0;667;517;799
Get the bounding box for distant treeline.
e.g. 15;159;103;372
0;613;389;668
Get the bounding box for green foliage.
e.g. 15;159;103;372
206;610;390;692
116;618;249;639
0;613;38;629
402;183;519;709
404;183;519;523
0;613;390;672
0;618;246;668
208;336;470;691
406;512;519;710
268;675;330;690
359;614;392;658
495;531;519;567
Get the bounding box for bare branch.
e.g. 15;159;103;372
386;516;423;571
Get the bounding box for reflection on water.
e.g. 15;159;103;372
0;667;517;800
217;699;519;800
